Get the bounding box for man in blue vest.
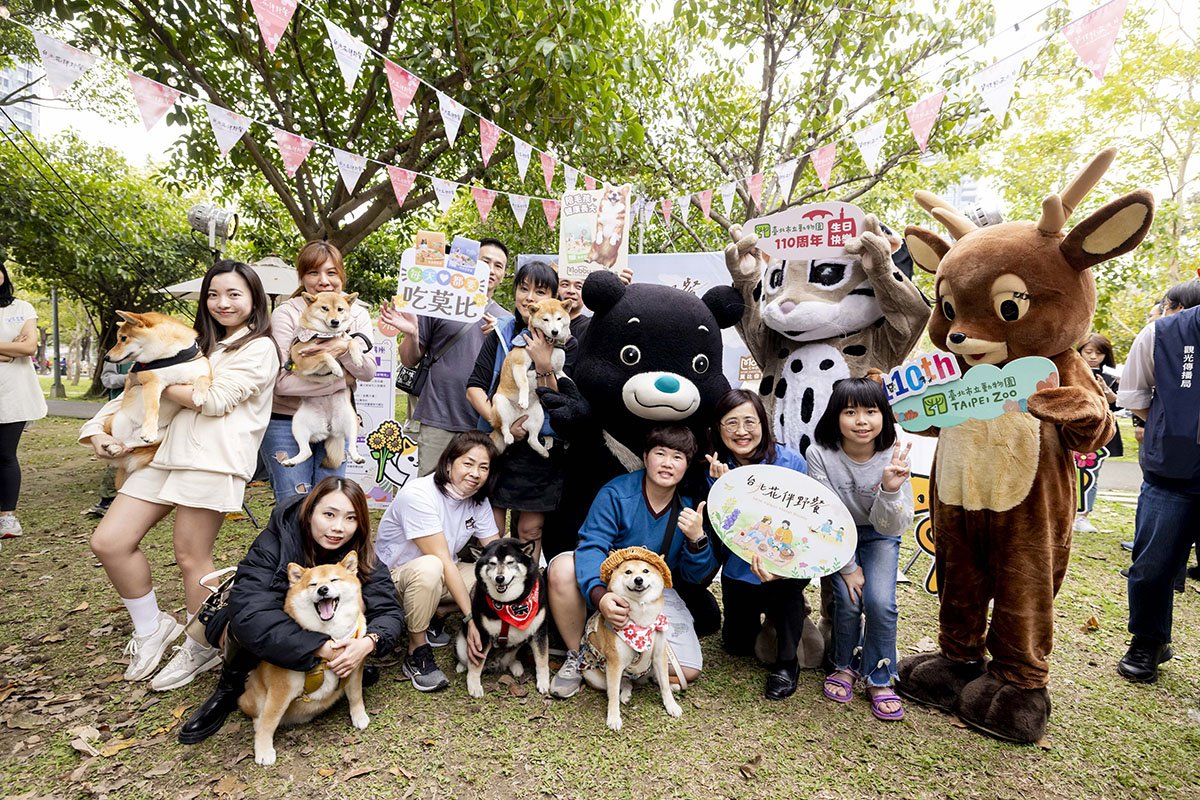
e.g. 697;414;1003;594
1115;296;1200;682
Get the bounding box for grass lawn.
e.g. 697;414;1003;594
1;417;1198;799
37;376;98;403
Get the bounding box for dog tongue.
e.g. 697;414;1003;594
317;597;336;621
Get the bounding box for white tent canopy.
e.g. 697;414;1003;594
158;256;299;300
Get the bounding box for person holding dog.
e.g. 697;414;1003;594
704;389;812;700
375;431;501;692
179;477;404;745
81;261;279;691
0;263;47;541
260;241;376;505
547;425;717;698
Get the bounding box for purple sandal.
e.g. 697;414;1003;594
822;672;855;704
868;688;906;721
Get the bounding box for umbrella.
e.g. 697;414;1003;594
158;257;299;301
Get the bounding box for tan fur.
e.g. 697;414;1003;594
237;553;369;767
935;413;1041;512
489;298;570;458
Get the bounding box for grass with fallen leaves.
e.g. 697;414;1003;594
1;417;1198;799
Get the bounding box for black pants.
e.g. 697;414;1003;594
721;574;809;664
0;421;25;512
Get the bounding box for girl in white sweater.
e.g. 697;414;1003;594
80;261;278;690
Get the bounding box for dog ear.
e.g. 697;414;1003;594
339;551;359;574
115;311;144;327
301;292;318;304
465;542;485;562
518;538;537;560
343;292;359;305
287;562;306;586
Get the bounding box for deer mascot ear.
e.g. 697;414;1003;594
903;227;952;275
1060;189;1155;272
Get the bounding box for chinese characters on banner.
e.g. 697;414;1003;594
747;202;867;262
558;185;632;280
395;235;489;324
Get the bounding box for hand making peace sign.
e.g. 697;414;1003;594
880;441;912;493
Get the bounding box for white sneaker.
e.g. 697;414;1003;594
123;612;184;681
150;639;222;691
0;516;21;538
1073;516;1098;533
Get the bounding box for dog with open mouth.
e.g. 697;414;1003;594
237;552;370;766
454;538;550;697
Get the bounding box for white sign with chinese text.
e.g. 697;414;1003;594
747;202;867;262
394;246;488;324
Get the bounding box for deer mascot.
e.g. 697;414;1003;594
896;149;1154;743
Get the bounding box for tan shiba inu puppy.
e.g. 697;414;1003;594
488;298;570;458
280;291;367;468
101;311;212;475
238;553;370;767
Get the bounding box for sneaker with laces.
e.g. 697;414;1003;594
426;616;450;648
0;515;22;538
123;612;184;681
151;639;222;691
550;649;583;699
402;644;449;692
1073;515;1098;533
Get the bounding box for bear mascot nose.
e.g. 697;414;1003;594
654;375;680;393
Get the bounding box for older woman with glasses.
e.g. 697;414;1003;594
704;389;812;700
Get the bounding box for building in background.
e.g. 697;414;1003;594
0;63;42;137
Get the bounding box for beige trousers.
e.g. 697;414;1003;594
391;555;476;634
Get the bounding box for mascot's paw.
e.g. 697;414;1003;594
957;673;1050;745
895;653;985;713
754;616;827;670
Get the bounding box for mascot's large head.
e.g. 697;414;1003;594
904;148;1154;368
574;271;743;450
758;216;910;342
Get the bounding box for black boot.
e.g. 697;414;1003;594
1117;636;1173;683
179;641;258;744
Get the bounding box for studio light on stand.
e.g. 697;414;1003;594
187;203;239;261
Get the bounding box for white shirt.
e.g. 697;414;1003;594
1116;321;1155;412
0;299;48;424
375;474;498;569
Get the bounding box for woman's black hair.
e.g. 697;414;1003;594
0;264;14;308
512;260;559;326
1165;279;1200;312
1077;332;1116;369
433;431;500;503
643;425;699;461
194;259;273;356
708;389;776;466
813;376;897;452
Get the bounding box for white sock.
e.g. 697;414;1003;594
123;590;161;637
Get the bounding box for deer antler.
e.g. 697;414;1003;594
914;190;978;240
1037;148;1118;234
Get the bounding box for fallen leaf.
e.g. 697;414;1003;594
0;684;15;703
69;601;90;614
5;711;40;729
98;673;124;684
68;724;100;741
400;786;415;800
317;767;338;777
507;682;529;698
1035;737;1053;751
143;760;176;777
346;766;376;780
389;765;416;780
1081;615;1100;633
949;718;969;729
213;774;248;795
170;703;192;719
99;737;140;757
68;756;97;783
86;656;108;667
497;675;516;686
40;633;65;643
909;636;938;654
739;754;761;780
70;737;99;757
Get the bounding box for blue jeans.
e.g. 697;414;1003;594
258;417;345;506
1128;480;1200;643
830;525;900;688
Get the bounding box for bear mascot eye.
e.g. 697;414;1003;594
620;345;641;365
692;354;709;373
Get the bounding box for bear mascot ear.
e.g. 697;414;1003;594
582;270;627;317
702;285;745;330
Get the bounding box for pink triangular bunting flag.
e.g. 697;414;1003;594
127;72;180;131
384;59;419;124
904;91;945;153
698;189;713;219
542;198;560;229
584;175;596;191
747;173;764;211
250;0;298;55
479;118;500;167
1061;0;1128;81
661;198;673;226
472;187;497;223
812;143;836;191
540;152;556;193
273;128;314;178
387;166;416;209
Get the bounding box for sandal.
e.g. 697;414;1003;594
822;671;855;704
867;687;905;721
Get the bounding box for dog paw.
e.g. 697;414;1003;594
350;454;366;464
536;678;550;695
509;662;525;679
103;443;123;456
351;710;370;730
455;662;467;674
606;713;623;732
255;748;277;767
138;430;158;444
664;699;683;719
191;391;207;407
467;680;485;699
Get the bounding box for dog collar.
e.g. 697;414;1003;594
294;329;343;343
617;614;669;654
130;341;201;373
487;582;541;647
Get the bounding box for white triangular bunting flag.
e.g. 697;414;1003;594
432;177;458;212
905;91;945;153
1061;0;1128;81
564;165;578;192
774;159;798;199
970;45;1034;122
472;187;497;223
542;199;560;229
32;31;97;98
698;189;713;219
436;92;466;146
677;195;690;224
479;118;500;167
205;104;252;157
323;19;368;93
127;72;180;131
513;138;533;181
250;0;298;55
852;120;887;174
387;166;416;208
639;197;655;226
384;59;419;124
273;128;314;178
508;194;530;227
719;182;736;217
812;143;836;191
332;148;366;191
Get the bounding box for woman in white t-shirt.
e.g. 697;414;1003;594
376;431;500;692
0;264;48;540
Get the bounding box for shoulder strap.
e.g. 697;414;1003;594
428;318;477;365
659;493;683;558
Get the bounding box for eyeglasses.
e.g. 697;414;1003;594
720;418;760;433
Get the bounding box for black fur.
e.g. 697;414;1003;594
469;539;547;654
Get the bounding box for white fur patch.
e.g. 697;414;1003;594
773;343;850;452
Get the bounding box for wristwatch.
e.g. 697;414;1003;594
365;632;380;651
686;535;709;553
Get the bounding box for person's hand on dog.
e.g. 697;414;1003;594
840;565;865;604
379;303;419;337
325;636;375;678
599;591;630;628
297;337;350;358
750;555;780;583
880;442;912;493
89;433;128;460
677;501;707;541
508;414;529;442
524;328;554;374
466;619;486;666
705;453;729;480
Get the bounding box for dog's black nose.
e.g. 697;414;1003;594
317;585;329;597
633;576;644;586
329;319;340;328
948;332;966;344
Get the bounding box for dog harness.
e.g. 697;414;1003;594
301;615;367;700
580;613;669;680
129;341;202;373
487;582;541;648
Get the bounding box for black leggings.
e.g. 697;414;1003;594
721;574;810;664
0;421;25;512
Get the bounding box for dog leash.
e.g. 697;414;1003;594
129;341;202;372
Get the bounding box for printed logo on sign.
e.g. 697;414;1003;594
922;394;948;416
754;224;771;238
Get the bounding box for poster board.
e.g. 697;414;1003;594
343;335;419;508
558;185;632;280
395;235;489;324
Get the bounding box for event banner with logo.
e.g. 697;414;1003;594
344;335;419;509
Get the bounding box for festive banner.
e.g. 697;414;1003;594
127;72;180;131
748;202;867;261
396;237;489;324
905;91;945;153
971;45;1034;122
774;159;798;200
542;198;561;229
639;196;655;227
249;0;298;55
852;120;888;174
698;189;713;220
747;172;764;211
479;118;500;166
383;59;419;124
719;182;737;217
540;152;556;193
332;147;367;191
513;137;533;181
436;92;466;146
508;193;530;227
273;128;314;178
323;18;368;93
472;187;497;223
812;143;836;191
559;185;632;279
889;355;1060;432
661;197;673;226
343;337;415;508
431;177;459;212
584;175;596;191
564;165;578;192
677;194;690;225
1061;0;1129;81
205;103;251;157
32;31;97;98
387;165;416;209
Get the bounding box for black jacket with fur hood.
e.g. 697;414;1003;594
227;497;405;672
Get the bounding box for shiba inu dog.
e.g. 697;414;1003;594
101;311;212;475
488;298;570;458
238;553;370;767
454;539;550;698
280;291;368;468
580;546;685;732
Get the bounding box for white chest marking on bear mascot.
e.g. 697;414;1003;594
935;412;1041;512
772;343;851;453
621;372;701;420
